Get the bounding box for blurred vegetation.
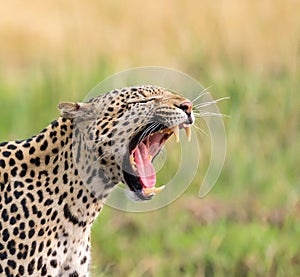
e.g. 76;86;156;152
1;1;300;276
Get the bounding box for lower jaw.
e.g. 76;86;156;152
122;167;164;200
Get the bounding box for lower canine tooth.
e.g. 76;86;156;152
143;185;165;196
143;187;155;196
154;185;165;194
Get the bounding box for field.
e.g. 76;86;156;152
1;1;300;276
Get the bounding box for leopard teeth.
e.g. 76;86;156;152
154;185;165;194
173;125;180;143
130;155;136;165
143;185;165;196
184;126;191;142
130;155;137;171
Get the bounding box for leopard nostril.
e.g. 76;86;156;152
178;101;193;114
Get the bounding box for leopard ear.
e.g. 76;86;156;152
58;102;95;119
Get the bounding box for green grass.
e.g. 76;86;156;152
1;1;300;275
1;61;299;277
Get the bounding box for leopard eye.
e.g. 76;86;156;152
126;96;163;104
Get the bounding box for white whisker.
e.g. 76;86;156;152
192;123;208;136
192;85;213;103
194;96;230;109
193;111;228;118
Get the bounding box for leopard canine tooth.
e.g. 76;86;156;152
143;187;155;196
173;125;180;143
154;185;165;194
184;126;191;142
143;185;166;196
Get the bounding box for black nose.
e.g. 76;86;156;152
178;101;193;115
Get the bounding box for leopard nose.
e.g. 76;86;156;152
178;101;193;114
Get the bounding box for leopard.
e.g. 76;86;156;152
0;85;194;277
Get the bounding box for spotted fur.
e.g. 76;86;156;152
0;85;193;276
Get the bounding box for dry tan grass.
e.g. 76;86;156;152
1;0;299;75
1;3;300;276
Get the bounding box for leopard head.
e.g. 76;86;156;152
59;85;194;200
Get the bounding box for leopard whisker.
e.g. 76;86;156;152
191;123;208;136
192;85;213;103
193;111;228;118
194;97;230;109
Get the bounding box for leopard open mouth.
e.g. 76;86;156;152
122;122;191;200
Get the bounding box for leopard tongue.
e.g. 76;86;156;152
134;142;156;188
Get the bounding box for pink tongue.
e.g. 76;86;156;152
134;142;156;188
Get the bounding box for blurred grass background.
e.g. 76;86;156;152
1;1;300;276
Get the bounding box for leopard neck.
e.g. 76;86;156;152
1;117;106;228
